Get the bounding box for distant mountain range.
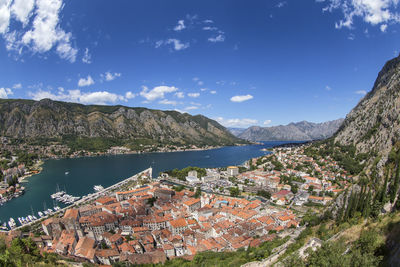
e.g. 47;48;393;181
229;119;344;141
0;98;242;147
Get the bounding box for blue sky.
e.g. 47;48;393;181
1;0;400;128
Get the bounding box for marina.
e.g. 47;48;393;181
1;168;151;231
0;142;293;224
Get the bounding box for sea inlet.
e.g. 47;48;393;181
0;141;300;224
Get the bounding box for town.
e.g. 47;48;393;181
0;136;224;206
0;144;353;266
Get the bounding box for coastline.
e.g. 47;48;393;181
18;160;44;183
0;141;277;225
6;142;260;186
14;144;242;181
51;144;239;160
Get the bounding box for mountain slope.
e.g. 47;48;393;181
236;119;344;141
0;98;241;146
334;55;400;174
228;127;246;136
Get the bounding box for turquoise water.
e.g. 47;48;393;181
0;141;297;223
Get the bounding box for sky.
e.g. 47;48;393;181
0;0;400;128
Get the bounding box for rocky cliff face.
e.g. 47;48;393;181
0;98;241;146
334;55;400;172
236;119;343;141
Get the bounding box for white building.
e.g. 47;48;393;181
186;175;200;184
227;166;239;176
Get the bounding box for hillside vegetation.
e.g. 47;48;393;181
0;99;243;151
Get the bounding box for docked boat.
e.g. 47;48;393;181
94;185;104;192
51;191;65;199
0;223;8;230
8;218;16;228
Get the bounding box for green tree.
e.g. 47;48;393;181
229;187;240;197
257;190;271;199
194;187;201;198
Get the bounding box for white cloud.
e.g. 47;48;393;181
203;19;214;23
215;117;258;128
208;34;225;42
263;120;272;125
0;0;78;62
79;91;125;105
321;0;400;29
78;75;94;87
200;88;207;92
0;0;11;34
56;38;77;62
230;94;253;103
175;92;184;98
11;0;34;26
167;39;189;51
0;0;78;63
30;89;126;105
193;77;200;82
174;20;185;31
12;83;22;89
380;23;388;31
197;81;204;86
125;91;135;99
102;71;121;82
210;90;217;94
203;26;218;31
188;92;200;98
0;87;13;98
159;99;177;105
140;85;178;101
276;1;287;8
325;85;332;91
22;0;77;62
185;106;199;111
82;48;92;64
155;40;163;48
355;90;367;95
155;38;189;51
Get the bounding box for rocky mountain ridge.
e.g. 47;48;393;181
234;119;344;141
334;55;400;177
0;98;241;146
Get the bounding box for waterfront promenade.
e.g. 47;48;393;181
0;167;152;232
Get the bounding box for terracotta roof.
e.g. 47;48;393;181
183;198;201;207
169;218;187;228
74;237;95;260
63;208;79;220
95;249;119;258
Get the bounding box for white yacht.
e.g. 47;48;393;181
94;185;104;192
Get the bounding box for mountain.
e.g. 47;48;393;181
228;127;246;136
0;98;241;147
235;119;344;141
334;54;400;174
